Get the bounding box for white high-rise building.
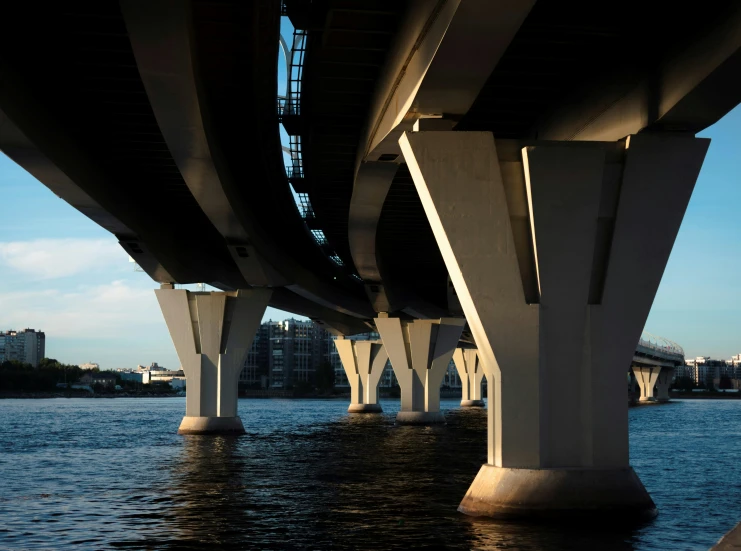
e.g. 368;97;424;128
0;329;46;367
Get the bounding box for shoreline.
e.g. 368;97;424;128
4;392;738;401
1;390;465;400
671;393;741;400
0;392;181;399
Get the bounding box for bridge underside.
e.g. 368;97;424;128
1;1;739;328
2;0;735;523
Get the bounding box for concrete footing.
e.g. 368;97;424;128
711;519;741;550
460;399;485;408
458;465;657;521
396;411;446;425
348;403;383;413
178;416;246;435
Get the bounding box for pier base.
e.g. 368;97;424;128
458;465;657;520
348;403;383;413
178;416;246;435
460;399;485;408
335;338;388;415
376;317;464;427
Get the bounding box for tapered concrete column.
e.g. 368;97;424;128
453;348;485;407
632;366;661;402
155;286;271;435
655;368;673;402
375;316;465;425
400;130;708;519
335;337;388;413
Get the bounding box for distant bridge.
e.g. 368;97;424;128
631;332;684;403
634;332;685;369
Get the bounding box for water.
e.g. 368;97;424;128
1;398;740;550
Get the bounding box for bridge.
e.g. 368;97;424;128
631;332;685;403
1;0;738;523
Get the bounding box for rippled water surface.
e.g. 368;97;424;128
2;398;741;550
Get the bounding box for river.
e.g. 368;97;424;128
1;398;740;550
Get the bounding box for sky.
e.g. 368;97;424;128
2;26;741;368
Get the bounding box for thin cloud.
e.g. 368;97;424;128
0;280;163;338
0;238;127;280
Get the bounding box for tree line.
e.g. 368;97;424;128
0;358;107;392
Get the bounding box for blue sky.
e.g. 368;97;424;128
0;162;302;369
1;31;740;368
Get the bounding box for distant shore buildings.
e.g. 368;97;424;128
238;319;462;391
0;329;45;367
116;362;186;389
682;355;741;388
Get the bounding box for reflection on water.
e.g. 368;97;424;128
1;398;741;549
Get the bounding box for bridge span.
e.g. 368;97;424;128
631;333;685;403
1;0;738;522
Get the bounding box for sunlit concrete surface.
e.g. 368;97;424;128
375;317;464;425
334;338;388;414
400;129;708;518
452;348;485;408
711;521;741;550
178;416;246;436
458;466;656;521
156;286;270;435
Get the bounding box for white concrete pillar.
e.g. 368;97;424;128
155;286;271;434
655;367;673;402
632;366;661;402
334;338;388;413
375;316;465;424
399;130;708;519
453;348;485;407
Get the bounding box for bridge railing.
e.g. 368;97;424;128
277;97;301;117
638;331;684;357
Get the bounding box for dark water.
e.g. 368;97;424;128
1;398;740;550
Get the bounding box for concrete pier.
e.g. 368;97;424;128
458;466;657;520
453;348;485;408
155;285;271;435
375;316;464;425
334;337;388;414
711;521;741;550
632;366;661;402
655;368;673;402
400;130;708;519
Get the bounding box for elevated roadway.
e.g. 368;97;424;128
0;0;735;522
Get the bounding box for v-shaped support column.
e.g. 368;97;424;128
655;368;673;402
632;366;662;402
335;338;388;413
156;285;271;434
453;348;485;407
375;316;465;424
400;130;708;519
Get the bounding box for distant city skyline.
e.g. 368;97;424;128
2;105;741;368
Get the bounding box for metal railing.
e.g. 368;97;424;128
285;134;303;179
638;331;684;357
285;166;303;179
311;229;328;245
295;192;315;220
278;29;306;118
278;21;351;274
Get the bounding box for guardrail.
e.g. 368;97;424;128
638;331;684;357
